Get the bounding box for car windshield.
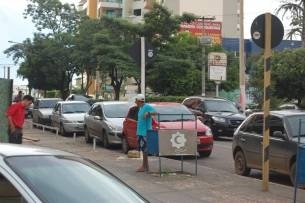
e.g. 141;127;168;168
153;105;195;122
39;100;60;108
104;103;130;118
285;114;305;137
205;100;239;113
62;103;90;114
5;156;147;203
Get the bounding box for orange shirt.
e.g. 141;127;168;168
6;102;25;128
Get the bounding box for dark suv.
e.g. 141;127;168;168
182;96;245;139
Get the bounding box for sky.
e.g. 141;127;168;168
0;0;290;85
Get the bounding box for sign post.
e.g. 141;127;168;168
251;13;284;192
208;52;227;97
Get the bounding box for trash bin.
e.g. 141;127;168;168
147;130;158;155
297;145;305;185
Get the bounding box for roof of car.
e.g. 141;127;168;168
94;101;130;105
253;110;305;117
0;144;77;157
150;102;184;107
57;101;88;104
36;98;62;101
183;96;229;101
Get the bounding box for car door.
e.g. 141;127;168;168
85;104;97;136
237;114;263;169
123;106;139;148
32;100;39;123
92;105;104;139
269;115;290;173
51;103;61;128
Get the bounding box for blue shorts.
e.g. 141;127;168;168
137;136;147;153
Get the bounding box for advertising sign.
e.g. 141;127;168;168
208;52;227;81
180;20;222;44
158;129;197;156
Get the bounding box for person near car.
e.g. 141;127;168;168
6;95;34;144
135;94;156;172
13;91;23;102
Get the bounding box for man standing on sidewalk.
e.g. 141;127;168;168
6;95;34;144
135;94;156;172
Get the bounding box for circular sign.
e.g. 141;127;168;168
250;13;284;49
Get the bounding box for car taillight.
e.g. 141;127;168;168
197;127;213;137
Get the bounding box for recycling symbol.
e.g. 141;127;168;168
170;132;187;149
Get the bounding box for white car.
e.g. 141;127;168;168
51;101;90;136
0;144;148;203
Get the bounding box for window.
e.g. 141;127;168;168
269;116;285;137
133;9;141;16
240;114;263;134
105;9;115;18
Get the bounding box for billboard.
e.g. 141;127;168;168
180;19;222;44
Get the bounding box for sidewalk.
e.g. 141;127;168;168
23;121;305;203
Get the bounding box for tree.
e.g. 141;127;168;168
19;0;83;98
248;48;305;106
94;17;141;100
272;48;305;105
276;0;305;46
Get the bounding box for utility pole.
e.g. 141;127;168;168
200;16;215;97
238;0;246;113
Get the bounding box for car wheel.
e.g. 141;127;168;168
85;128;93;144
199;151;212;158
103;130;110;148
122;136;129;154
234;150;250;176
60;124;66;136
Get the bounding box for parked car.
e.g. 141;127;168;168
25;103;33;118
32;98;62;125
84;101;131;148
232;110;305;185
182;96;246;139
122;102;214;157
51;101;90;136
0;144;148;203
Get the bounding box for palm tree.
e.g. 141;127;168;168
276;0;305;46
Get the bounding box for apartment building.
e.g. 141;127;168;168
160;0;239;38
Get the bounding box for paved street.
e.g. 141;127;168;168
185;138;293;187
22;120;305;203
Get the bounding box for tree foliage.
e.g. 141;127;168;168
276;0;305;46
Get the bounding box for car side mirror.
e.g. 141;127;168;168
273;131;286;140
94;116;102;120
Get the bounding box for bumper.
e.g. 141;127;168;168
63;123;84;133
212;123;237;137
108;131;123;144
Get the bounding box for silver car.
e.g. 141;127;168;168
0;144;148;203
32;98;62;125
51;101;90;136
84;101;131;148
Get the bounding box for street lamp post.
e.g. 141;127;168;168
199;16;215;97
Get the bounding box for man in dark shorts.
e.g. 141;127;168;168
135;94;156;172
6;95;34;144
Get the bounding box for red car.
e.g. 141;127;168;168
122;102;214;157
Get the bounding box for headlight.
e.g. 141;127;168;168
107;122;122;131
205;127;213;137
212;116;226;123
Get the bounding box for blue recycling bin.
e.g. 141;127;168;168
297;145;305;185
147;130;159;155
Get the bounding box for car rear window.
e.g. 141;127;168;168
5;156;146;203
